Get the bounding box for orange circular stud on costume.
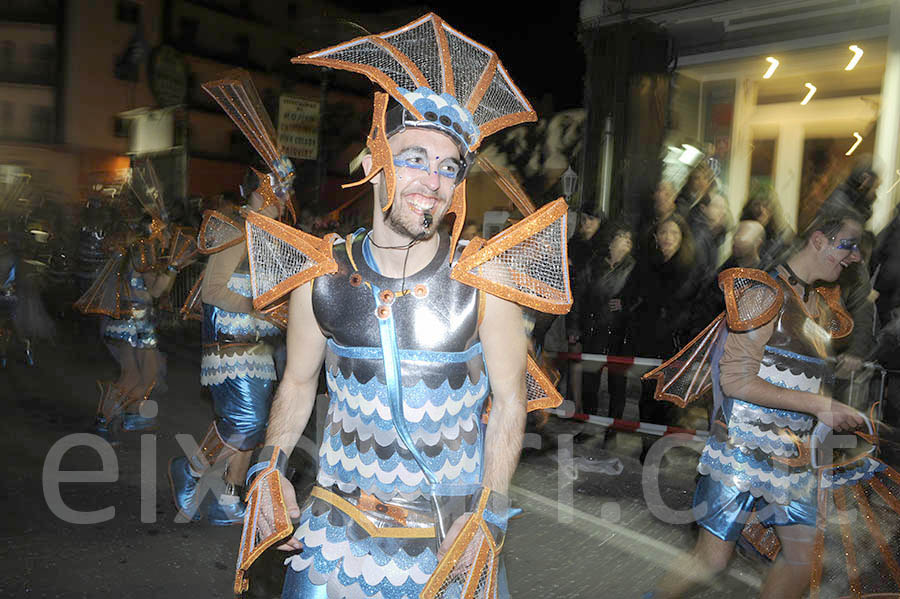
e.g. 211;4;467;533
349;273;362;287
376;305;391;320
413;284;428;299
379;289;395;305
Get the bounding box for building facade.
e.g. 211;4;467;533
580;0;900;233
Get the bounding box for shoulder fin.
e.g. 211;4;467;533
179;271;204;321
198;209;245;254
525;353;564;412
814;284;854;339
450;198;572;314
718;268;784;331
74;251;130;318
167;226;199;269
244;211;338;309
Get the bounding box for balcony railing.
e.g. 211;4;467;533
0;0;61;24
0;66;56;86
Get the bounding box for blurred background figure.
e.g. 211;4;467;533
567;210;606;415
0;234;56;368
724;220;766;270
623;213;697;461
871;205;900;467
572;223;636;448
688;190;730;291
741;182;795;270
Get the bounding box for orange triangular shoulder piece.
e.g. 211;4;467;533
130;237;161;273
74;250;130;318
179;272;204;321
258;298;289;331
525;353;563;412
244;212;338;309
718;268;784;332
814;284;854;339
450;198;571;314
642;314;726;408
167;226;199;269
198;210;245;254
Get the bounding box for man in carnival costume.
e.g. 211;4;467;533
168;167;287;525
230;13;572;598
642;209;868;598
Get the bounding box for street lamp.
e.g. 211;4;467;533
562;165;578;202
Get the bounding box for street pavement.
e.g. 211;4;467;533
0;318;768;598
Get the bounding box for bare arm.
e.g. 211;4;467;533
719;321;864;430
264;282;327;456
201;243;254;313
478;293;528;494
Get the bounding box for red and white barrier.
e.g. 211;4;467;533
552;352;662;368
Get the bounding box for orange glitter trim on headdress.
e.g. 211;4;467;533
340;92;397;213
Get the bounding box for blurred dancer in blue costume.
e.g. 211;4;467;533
646;211;868;599
168;176;284;525
76;160;192;442
1;239;56;367
95;223;176;438
232;13;575;599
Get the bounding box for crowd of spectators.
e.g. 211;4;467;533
563;155;900;463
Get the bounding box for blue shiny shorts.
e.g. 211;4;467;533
209;375;274;450
693;475;817;541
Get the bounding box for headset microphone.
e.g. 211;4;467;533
422;212;433;230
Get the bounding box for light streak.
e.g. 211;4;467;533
845;45;864;71
801;83;817;105
886;170;900;194
845;132;863;156
763;57;779;79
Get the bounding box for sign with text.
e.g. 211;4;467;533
277;96;319;161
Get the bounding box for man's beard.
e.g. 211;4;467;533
378;184;442;241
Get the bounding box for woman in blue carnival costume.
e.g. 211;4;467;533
95;219;176;438
168;175;285;526
646;210;868;599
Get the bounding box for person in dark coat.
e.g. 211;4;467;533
572;224;636;447
622;213;697;461
871;205;900;466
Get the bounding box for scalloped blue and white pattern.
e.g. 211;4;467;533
729;399;814;433
698;437;815;505
758;362;821;394
316;367;489;499
200;351;276;385
819;457;885;489
103;316;158;349
726;421;808;457
401;86;479;152
285;507;438;598
210;273;282;338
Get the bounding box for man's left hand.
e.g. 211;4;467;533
437;512;471;559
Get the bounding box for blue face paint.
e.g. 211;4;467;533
831;237;861;252
392;148;461;181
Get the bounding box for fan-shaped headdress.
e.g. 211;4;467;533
202;69;297;223
293;12;537;255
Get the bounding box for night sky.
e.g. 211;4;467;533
331;2;587;112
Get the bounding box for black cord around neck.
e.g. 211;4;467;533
367;233;427;293
782;262;812;302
